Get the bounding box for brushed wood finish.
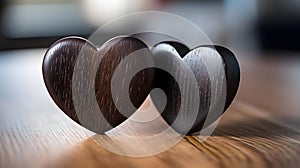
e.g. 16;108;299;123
42;37;154;133
151;42;240;134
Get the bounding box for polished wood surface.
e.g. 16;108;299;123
0;49;300;168
42;37;154;133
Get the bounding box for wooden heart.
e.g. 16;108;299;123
42;36;155;133
43;36;239;135
151;42;240;134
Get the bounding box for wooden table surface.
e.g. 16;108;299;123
0;49;300;168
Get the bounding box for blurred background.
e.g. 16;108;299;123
0;0;299;52
1;1;300;167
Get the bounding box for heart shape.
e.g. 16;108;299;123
43;36;240;135
150;42;240;134
43;36;155;133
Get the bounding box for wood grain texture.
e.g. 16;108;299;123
151;43;240;134
42;37;95;124
0;49;300;168
150;43;212;134
43;37;239;135
42;37;155;133
45;102;300;168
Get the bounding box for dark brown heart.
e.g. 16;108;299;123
42;36;154;133
150;42;240;134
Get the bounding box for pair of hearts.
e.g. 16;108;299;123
42;35;240;135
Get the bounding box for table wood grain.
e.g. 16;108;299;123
0;49;300;168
